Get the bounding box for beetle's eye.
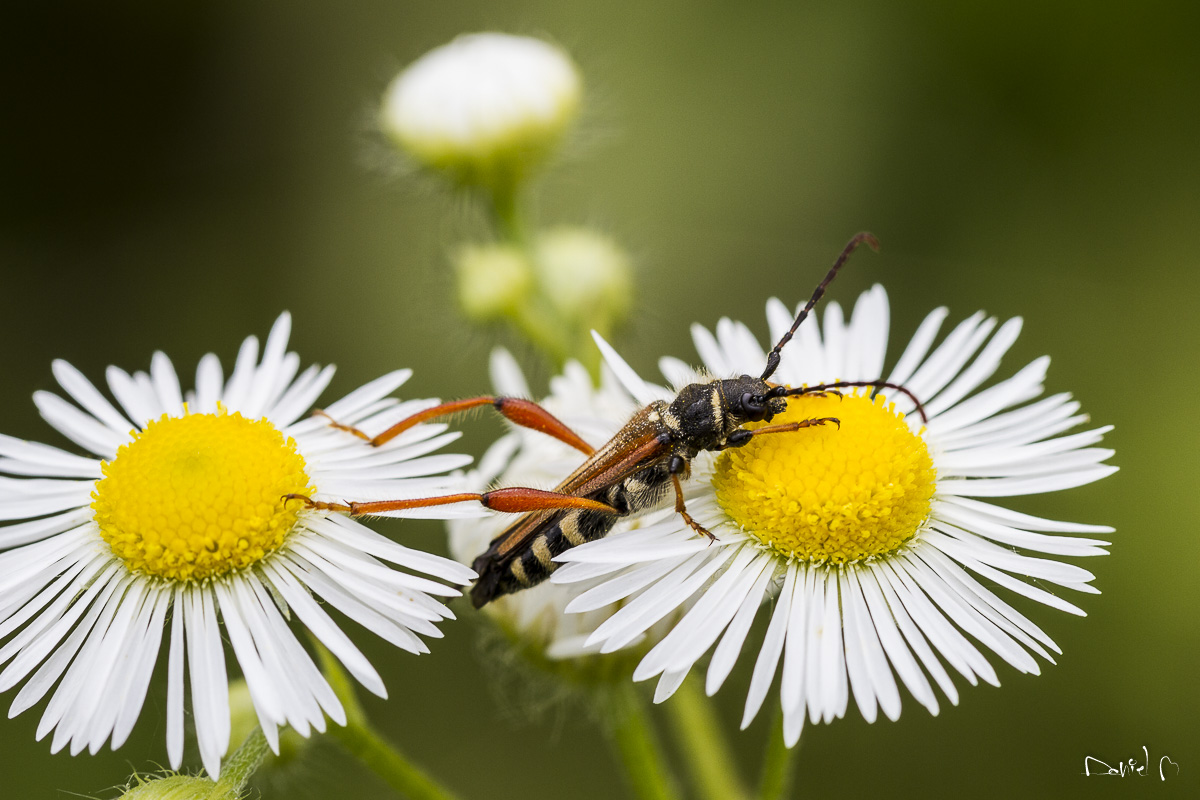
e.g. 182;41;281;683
740;393;765;417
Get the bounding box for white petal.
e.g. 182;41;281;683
193;354;224;414
877;560;997;687
901;314;994;415
241;312;292;418
706;557;776;695
820;302;846;378
111;587;171;748
653;667;691;704
489;348;532;398
922;317;1022;418
268;365;336;428
565;556;683;613
899;554;1039;675
0;433;100;479
318;370;414;421
280;553;430;655
691;323;732;378
150;352;184;415
188;587;231;774
940;495;1114;534
0;507;93;552
165;588;185;767
926;360;1052;439
636;546;765;679
887;307;948;386
5;566;121;715
741;562;797;729
260;561;386;697
33;392;124;457
588;549;735;653
937;465;1118;497
865;565;958;707
51;360;133;435
593;331;661;405
105;366;160;428
220;335;261;413
933;501;1108;557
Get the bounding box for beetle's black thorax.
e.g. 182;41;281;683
664;375;783;451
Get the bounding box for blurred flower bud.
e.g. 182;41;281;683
454;242;534;322
118;775;223;800
381;33;582;193
535;227;633;335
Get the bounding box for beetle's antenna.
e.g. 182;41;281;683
760;232;880;381
773;380;929;423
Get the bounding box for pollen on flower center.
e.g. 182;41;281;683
91;410;313;581
712;393;935;563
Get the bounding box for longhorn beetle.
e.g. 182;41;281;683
291;233;927;607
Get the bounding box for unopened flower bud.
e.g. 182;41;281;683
454;243;534;322
381;33;582;192
118;775;223;800
535;227;632;334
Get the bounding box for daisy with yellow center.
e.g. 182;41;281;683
0;313;477;778
553;286;1115;745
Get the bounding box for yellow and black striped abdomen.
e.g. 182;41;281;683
468;462;673;608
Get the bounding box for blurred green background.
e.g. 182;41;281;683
1;1;1197;797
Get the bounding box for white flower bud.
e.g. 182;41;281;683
454;242;534;321
535;227;632;333
381;33;582;191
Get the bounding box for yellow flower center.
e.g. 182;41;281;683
91;410;313;581
712;393;935;563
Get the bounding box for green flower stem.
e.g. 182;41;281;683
327;717;459;800
607;685;682;800
316;643;461;800
487;184;580;371
488;182;530;249
212;727;270;794
756;709;799;800
512;299;574;366
664;677;749;800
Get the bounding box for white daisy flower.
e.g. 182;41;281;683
552;285;1116;745
448;349;644;660
0;313;477;777
381;32;582;191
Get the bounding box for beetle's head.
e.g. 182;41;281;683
721;375;788;427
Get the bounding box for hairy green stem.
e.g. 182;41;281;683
757;709;799;800
607;685;682;800
664;677;749;800
317;643;461;800
212;727;270;794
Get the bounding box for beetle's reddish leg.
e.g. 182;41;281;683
667;455;718;543
313;409;371;441
315;396;595;454
755;417;840;437
283;487;617;517
725;417;841;449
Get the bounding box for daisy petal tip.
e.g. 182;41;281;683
563;596;589;614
